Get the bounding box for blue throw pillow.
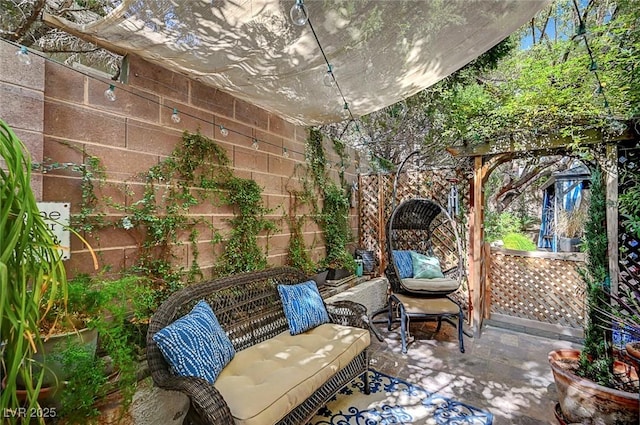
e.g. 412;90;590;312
277;280;330;335
153;300;235;384
393;250;414;278
411;251;445;279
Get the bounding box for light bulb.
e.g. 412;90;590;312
219;125;229;137
290;0;308;26
589;61;598;72
171;108;181;123
283;147;289;158
252;139;259;150
16;46;31;65
104;84;116;102
323;65;335;87
341;102;350;119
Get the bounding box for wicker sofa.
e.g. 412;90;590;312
147;267;371;425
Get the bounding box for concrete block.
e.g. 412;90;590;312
130;378;189;425
190;80;234;118
87;79;160;123
44;100;126;146
234;98;268;130
126;120;182;155
268;114;295;139
234;145;268;172
0;42;44;91
128;56;189;103
0;83;44;132
325;277;389;318
159;100;214;138
45;60;85;103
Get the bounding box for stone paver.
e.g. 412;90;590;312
368;320;581;425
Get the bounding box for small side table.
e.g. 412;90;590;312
388;293;465;354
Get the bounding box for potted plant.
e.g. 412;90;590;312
0;119;70;414
548;168;639;425
24;276;103;389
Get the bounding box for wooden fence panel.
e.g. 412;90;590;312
358;168;469;283
618;142;640;298
489;248;586;328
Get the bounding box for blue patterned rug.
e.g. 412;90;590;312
310;370;493;425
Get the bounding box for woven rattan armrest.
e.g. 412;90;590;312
151;372;233;424
326;300;384;342
326;300;367;328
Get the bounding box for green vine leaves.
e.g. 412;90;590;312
45;131;276;298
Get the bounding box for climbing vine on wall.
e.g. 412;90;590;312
287;127;355;272
57;131;275;299
216;176;277;276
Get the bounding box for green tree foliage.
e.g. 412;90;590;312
442;0;638;147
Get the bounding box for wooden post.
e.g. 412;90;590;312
470;156;484;337
605;144;619;295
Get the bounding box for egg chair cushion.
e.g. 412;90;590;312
410;251;444;279
400;277;460;295
392;250;414;278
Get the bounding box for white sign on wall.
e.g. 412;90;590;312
37;202;71;260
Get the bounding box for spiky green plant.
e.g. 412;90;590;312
577;167;614;387
0;119;68;422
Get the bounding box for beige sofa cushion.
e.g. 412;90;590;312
214;323;370;425
401;277;459;294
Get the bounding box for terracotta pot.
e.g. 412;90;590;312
626;342;640;361
1;376;56;403
549;349;639;425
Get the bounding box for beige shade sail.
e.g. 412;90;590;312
45;0;549;125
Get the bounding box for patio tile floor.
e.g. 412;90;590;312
366;320;582;425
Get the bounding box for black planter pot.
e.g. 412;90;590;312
326;268;351;281
310;269;329;286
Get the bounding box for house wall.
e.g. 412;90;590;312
0;41;361;278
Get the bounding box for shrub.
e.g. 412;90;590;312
502;232;536;251
484;212;522;242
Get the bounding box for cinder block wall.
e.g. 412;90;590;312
0;42;45;198
0;47;362;278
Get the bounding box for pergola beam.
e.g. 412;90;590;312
447;127;637;158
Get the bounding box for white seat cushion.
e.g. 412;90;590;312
214;323;370;425
401;277;459;294
393;294;461;315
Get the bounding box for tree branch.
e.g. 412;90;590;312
9;0;46;43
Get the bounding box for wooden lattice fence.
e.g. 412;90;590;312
358;168;469;277
618;141;640;297
489;248;586;328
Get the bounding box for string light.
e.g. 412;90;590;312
283;147;289;158
290;0;308;26
305;16;356;123
341;102;350;119
15;46;31;65
171;108;181;123
252;139;259;150
219;125;229;137
104;84;116;102
589;61;598;72
323;64;335;87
